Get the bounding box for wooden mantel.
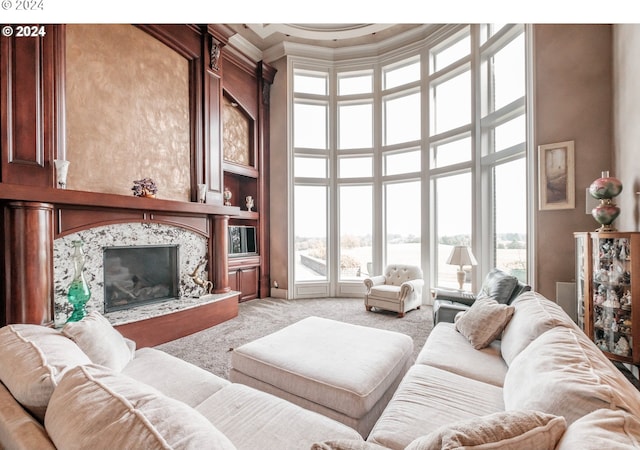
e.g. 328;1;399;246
0;183;241;218
0;183;242;332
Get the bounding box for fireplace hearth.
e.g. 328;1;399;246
104;245;179;313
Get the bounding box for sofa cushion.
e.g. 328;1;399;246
367;365;504;449
0;324;91;421
405;410;566;450
556;408;640;449
62;311;134;372
45;364;236;450
196;383;363;450
476;268;518;304
455;299;514;350
122;347;230;408
500;291;575;365
503;326;639;425
416;323;508;387
369;284;401;300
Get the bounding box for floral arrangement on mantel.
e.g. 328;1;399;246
132;178;158;198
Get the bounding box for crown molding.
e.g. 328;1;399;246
228;33;264;63
245;24;395;41
226;24;454;65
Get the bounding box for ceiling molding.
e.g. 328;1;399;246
228;33;264;63
244;24;396;41
227;24;449;64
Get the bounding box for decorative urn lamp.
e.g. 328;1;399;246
589;171;623;232
446;245;477;290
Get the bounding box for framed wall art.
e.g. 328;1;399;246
538;140;575;210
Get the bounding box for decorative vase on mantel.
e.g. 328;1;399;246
589;170;623;232
132;177;158;198
66;240;91;322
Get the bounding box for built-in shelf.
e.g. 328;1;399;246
223;162;259;179
235;211;259;220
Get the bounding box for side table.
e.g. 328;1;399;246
432;287;476;324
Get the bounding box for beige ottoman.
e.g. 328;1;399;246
229;316;414;438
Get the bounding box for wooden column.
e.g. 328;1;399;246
212;214;230;293
3;201;54;326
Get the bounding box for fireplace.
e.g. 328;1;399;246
103;245;179;313
53;222;215;327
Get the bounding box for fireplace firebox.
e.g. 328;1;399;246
103;245;179;313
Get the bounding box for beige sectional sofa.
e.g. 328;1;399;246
1;292;640;449
367;291;640;449
0;312;362;450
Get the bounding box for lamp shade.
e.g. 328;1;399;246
446;246;477;267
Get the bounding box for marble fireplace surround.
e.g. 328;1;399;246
53;222;222;327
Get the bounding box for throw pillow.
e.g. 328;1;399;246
477;268;519;304
0;324;91;421
500;291;575;365
62;311;134;372
405;410;567;450
455;298;515;349
45;364;237;450
556;408;640;449
311;440;390;450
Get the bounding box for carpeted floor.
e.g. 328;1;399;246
156;297;640;390
156;297;433;380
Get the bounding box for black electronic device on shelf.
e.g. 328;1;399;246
228;225;257;256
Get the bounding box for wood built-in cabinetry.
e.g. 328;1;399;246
225;166;260;302
0;24;275;328
575;231;640;365
221;57;275;302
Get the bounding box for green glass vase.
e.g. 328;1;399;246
67;240;91;322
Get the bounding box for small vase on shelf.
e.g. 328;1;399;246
66;240;91;322
197;183;207;203
54;159;70;189
223;187;232;206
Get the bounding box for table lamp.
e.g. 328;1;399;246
446;246;477;290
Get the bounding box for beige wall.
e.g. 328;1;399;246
66;25;191;201
534;25;613;299
269;57;290;292
613;24;640;232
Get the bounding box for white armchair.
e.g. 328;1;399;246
363;264;424;318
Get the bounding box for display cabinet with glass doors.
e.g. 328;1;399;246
575;232;640;364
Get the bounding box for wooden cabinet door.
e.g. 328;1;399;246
228;269;239;292
238;266;258;302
